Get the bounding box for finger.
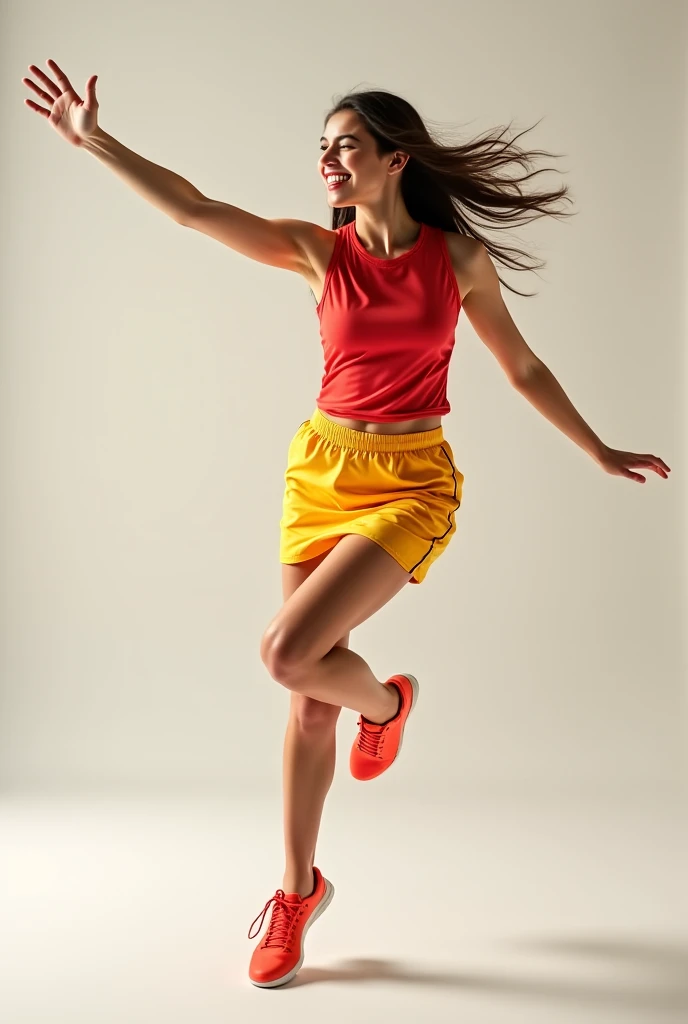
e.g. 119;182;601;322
639;460;668;478
46;59;75;95
23;98;51;117
627;457;668;474
22;77;55;106
83;75;98;108
641;455;671;473
623;468;645;483
27;64;61;98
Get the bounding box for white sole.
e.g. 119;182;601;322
249;877;335;988
391;673;419;766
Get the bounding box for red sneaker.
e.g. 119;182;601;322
247;866;334;988
350;673;419;781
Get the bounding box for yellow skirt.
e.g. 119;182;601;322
279;408;464;585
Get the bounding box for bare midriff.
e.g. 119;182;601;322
320;412;442;434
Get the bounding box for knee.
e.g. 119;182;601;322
260;624;310;688
290;693;342;730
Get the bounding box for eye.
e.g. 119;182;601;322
319;145;352;151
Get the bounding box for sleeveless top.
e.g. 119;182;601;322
314;219;462;422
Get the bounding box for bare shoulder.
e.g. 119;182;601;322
296;224;489;303
442;231;486;302
181;200;327;276
288;223;493;306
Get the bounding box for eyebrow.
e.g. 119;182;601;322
319;133;361;144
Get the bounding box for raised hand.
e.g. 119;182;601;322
22;59;99;146
596;446;671;483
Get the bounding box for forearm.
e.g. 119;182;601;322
513;362;607;461
80;126;204;223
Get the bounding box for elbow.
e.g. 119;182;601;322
510;358;547;389
176;198;203;228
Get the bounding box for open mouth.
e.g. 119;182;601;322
326;175;351;190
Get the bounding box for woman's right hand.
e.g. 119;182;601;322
22;59;99;147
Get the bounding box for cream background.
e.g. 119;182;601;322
1;0;685;802
3;3;688;1022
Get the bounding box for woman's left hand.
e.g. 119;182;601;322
596;446;671;483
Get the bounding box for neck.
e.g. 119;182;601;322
351;210;421;258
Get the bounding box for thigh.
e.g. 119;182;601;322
265;534;413;672
281;548;349;721
281;547;350;652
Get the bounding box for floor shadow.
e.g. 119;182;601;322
282;947;687;1015
504;933;688;977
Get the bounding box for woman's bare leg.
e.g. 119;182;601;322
280;553;349;898
273;538;411;897
281;678;346;897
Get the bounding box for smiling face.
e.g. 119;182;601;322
318;109;408;207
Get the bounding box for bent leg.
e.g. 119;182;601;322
280;550;350;897
263;534;412;722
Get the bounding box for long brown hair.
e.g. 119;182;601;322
323;87;576;297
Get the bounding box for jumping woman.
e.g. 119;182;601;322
23;61;671;989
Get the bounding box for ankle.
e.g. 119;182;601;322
282;868;315;898
366;684;400;726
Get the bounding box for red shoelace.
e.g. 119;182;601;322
248;890;301;947
356;716;389;758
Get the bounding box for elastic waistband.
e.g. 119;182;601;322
310;408;445;453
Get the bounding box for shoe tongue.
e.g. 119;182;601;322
283;892;303;903
362;716;385;731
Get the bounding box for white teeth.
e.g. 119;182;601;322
326;174;350;183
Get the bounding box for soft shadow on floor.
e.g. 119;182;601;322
505;933;688;974
282;942;687;1015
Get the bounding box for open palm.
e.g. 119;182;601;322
22;58;99;147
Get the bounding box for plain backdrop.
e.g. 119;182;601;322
1;0;686;802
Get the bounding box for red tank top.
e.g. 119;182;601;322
314;219;461;422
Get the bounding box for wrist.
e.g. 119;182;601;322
81;125;111;153
588;438;609;463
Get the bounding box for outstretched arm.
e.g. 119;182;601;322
460;244;670;484
22;59;313;275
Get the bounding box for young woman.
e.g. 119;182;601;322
23;62;671;989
